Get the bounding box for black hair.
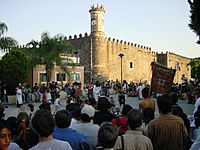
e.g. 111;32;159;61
80;114;92;122
97;97;110;111
157;94;172;114
7;116;17;139
143;107;155;125
32;109;55;137
170;92;179;104
55;110;71;128
97;122;118;148
142;88;150;98
0;104;5;118
172;106;183;116
39;103;51;111
66;103;81;121
0;118;10;131
127;109;143;130
121;104;133;116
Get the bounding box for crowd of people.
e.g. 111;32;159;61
0;77;200;149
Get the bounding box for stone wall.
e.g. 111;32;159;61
157;52;191;83
105;37;156;83
167;52;191;83
66;33;92;82
65;33;191;84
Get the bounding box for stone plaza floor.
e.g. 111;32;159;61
4;93;194;119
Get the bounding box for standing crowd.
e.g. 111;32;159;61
0;77;200;149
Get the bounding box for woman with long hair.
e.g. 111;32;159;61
14;112;39;150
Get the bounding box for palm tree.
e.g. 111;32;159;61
0;22;17;51
24;32;75;85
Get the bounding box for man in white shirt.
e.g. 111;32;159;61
72;104;100;149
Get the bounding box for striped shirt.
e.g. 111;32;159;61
147;113;185;150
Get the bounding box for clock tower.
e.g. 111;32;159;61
89;4;105;36
89;4;107;82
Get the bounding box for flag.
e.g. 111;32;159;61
151;62;176;94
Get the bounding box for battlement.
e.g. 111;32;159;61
89;4;105;12
63;33;89;41
16;33;90;49
107;37;153;52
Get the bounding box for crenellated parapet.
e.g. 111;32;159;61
90;4;105;12
106;37;153;53
62;32;89;41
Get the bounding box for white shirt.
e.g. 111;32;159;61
54;98;61;106
193;97;200;114
72;122;100;148
16;87;23;104
46;92;52;100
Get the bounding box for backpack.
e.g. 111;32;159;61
115;117;128;135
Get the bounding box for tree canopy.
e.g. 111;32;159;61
188;57;200;81
0;49;31;94
0;22;18;51
188;0;200;44
23;32;75;84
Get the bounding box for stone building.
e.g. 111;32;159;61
28;4;191;85
157;52;191;84
63;4;191;84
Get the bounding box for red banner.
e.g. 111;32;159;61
151;62;176;94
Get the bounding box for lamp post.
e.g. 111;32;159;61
27;42;39;88
119;52;124;84
175;62;179;83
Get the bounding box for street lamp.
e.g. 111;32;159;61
119;52;124;84
175;62;180;83
26;41;39;88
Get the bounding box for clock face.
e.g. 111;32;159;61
91;19;96;26
101;19;104;24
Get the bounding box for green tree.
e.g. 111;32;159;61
0;22;18;51
0;49;31;94
188;57;200;81
23;32;75;85
188;0;200;44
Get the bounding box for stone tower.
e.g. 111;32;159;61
89;4;107;81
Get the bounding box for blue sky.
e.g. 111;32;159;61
0;0;200;58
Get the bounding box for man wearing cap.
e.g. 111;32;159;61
72;104;100;149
